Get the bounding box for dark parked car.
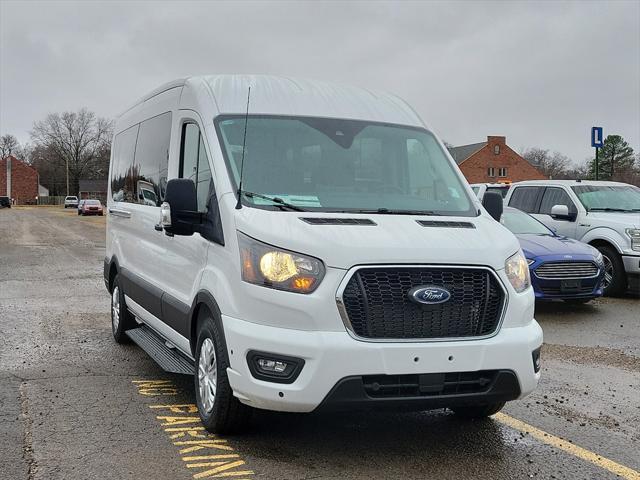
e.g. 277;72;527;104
501;207;605;303
79;199;104;216
0;196;11;208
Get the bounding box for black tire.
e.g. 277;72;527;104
451;402;505;419
110;274;135;343
194;312;252;434
598;245;627;296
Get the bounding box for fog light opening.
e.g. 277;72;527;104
532;347;542;373
247;351;305;384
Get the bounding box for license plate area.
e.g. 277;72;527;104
561;279;582;292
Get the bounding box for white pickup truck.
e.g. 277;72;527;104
64;196;79;208
504;180;640;296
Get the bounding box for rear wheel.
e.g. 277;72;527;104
451;402;505;419
194;312;252;434
111;274;135;343
598;245;626;296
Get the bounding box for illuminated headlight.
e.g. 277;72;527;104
505;250;531;293
626;228;640;252
238;232;325;293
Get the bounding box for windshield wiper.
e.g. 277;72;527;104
588;207;634;212
351;208;441;216
240;191;307;212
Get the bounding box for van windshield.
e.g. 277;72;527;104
216;116;476;216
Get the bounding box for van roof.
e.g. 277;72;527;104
124;75;425;128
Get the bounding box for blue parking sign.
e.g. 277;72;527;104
591;127;604;148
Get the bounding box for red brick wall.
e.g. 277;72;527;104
459;136;546;183
0;156;39;204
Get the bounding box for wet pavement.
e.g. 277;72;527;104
1;206;638;480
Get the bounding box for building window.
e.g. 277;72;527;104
494;145;500;155
488;167;496;177
498;167;507;177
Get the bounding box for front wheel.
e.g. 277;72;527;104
111;275;135;343
450;402;505;419
598;245;626;296
194;313;252;434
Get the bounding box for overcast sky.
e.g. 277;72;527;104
1;0;639;165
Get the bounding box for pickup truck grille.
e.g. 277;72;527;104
340;267;505;340
535;262;599;279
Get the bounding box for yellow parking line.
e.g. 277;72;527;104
495;413;640;480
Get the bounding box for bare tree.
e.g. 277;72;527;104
31;108;113;196
1;134;20;158
521;147;570;179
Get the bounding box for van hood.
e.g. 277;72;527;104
585;211;639;229
233;209;520;270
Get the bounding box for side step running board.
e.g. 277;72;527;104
126;325;195;375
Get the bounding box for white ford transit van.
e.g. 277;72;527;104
105;75;542;433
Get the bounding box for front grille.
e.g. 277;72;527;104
540;285;595;296
535;262;599;279
340;267;505;340
363;371;498;398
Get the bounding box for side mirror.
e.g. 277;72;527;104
482;191;503;222
550;204;576;221
161;179;201;236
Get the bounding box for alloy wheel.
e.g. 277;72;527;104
602;254;614;290
198;338;217;414
111;286;120;332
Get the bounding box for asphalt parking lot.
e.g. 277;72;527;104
1;206;639;480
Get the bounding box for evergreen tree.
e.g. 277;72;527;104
589;135;635;180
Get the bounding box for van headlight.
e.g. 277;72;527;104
238;232;325;293
626;228;640;252
505;251;531;293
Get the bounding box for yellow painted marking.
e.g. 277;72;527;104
157;416;201;426
183;455;240;462
165;427;206;432
495;413;640;480
168;429;208;439
174;439;233;454
150;404;199;413
190;460;252;479
132;380;177;396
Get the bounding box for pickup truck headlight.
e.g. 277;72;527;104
238;232;325;293
505;251;531;293
626;228;640;252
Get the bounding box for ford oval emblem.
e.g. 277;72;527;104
409;286;451;305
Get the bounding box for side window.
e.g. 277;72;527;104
110;124;139;203
539;187;576;215
134;112;172;206
508;186;541;213
180;123;213;212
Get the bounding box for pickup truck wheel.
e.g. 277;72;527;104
598;245;626;296
194;314;252;434
451;402;505;419
111;275;135;343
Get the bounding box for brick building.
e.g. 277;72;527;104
448;136;545;184
0;155;40;204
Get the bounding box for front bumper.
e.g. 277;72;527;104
622;254;640;274
223;315;543;413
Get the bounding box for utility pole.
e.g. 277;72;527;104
66;158;69;196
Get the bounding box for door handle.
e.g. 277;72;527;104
108;208;131;218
